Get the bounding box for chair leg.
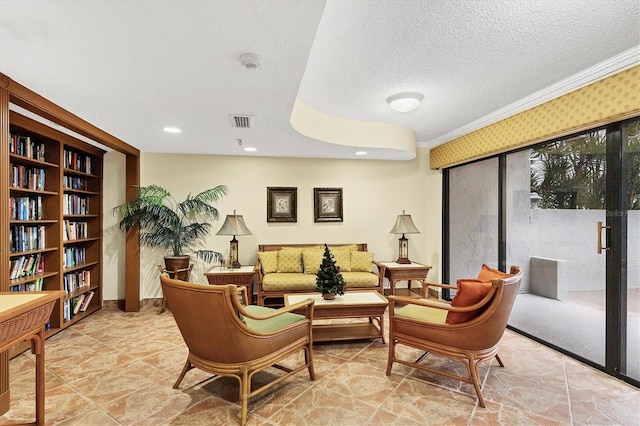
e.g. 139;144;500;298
495;353;504;367
386;339;396;375
173;358;193;389
240;368;249;426
466;355;486;408
305;345;316;380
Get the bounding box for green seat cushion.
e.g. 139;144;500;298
243;305;306;332
396;303;448;324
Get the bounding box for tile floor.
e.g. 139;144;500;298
2;302;639;426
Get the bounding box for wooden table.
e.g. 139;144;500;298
375;261;432;297
205;265;256;305
0;291;64;424
285;291;387;343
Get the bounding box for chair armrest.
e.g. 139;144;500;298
235;298;315;320
237;286;249;306
389;284;498;313
422;281;458;290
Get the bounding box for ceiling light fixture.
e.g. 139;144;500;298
355;151;367;156
243;147;257;152
163;127;181;133
386;92;424;112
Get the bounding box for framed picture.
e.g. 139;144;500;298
314;187;343;222
267;187;297;222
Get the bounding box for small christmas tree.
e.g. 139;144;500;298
315;244;346;298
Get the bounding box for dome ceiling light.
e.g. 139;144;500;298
386;92;424;112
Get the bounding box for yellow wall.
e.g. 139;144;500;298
430;65;640;169
102;148;442;300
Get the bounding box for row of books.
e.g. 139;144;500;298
9;134;46;161
9;253;45;279
63;194;89;215
63;269;91;293
63;149;95;174
9;277;44;292
10;195;43;221
63;175;88;191
63;220;88;241
9;224;45;253
10;163;46;191
63;291;95;321
63;246;86;268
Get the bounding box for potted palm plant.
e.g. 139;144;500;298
112;184;228;279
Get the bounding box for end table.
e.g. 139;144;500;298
375;261;432;297
204;265;256;305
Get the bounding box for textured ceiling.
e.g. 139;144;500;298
1;0;639;160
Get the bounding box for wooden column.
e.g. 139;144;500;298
125;153;140;312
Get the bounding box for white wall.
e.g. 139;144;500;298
102;150;127;300
102;148;443;300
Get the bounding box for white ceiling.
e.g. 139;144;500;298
1;0;639;161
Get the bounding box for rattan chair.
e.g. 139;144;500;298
160;273;315;425
386;266;523;407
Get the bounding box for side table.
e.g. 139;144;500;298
375;261;432;297
204;265;256;305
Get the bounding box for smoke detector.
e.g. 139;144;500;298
239;53;261;70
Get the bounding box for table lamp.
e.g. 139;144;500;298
216;210;252;268
390;210;420;264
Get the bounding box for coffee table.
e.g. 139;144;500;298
284;291;387;343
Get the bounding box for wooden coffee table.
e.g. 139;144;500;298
284;291;387;343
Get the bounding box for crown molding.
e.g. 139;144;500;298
419;46;640;149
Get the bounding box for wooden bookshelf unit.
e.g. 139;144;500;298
7;111;104;335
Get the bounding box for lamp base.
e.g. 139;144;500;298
396;257;411;264
230;260;241;269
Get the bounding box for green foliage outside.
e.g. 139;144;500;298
315;244;346;296
530;120;640;210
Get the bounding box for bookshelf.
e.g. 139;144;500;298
1;72;140;416
7;111;104;331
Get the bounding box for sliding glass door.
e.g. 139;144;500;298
445;117;639;385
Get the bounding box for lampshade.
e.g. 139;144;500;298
390;212;420;235
386;92;424;112
216;213;252;236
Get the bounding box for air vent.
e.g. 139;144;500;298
229;114;254;128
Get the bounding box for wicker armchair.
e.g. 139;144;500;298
386;266;523;407
160;273;316;425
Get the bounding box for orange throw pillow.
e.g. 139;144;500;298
446;278;493;324
477;264;511;281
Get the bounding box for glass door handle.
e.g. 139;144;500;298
597;221;610;254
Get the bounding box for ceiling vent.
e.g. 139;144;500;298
229;114;254;128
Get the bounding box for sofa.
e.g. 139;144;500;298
255;243;384;306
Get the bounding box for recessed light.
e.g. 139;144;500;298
243;147;257;152
163;127;181;133
386;92;423;112
355;151;367;155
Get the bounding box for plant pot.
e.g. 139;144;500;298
164;255;191;281
322;293;335;300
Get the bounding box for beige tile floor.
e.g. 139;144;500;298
2;302;639;426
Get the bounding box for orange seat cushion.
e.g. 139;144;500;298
477;264;511;281
446;278;493;324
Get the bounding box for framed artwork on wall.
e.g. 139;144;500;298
313;187;343;222
267;187;297;222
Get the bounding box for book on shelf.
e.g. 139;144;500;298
79;291;95;312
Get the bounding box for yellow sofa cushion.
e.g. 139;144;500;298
333;250;351;272
277;249;303;273
328;244;358;252
258;251;278;274
340;271;379;288
302;250;323;274
350;251;374;272
262;273;316;291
